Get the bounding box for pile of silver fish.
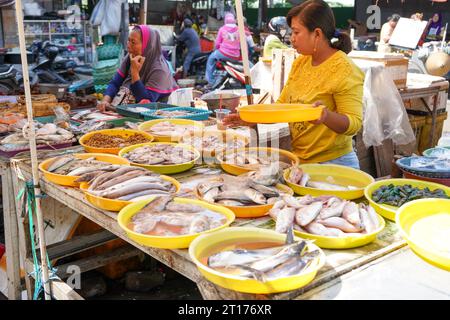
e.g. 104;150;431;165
46;155;120;176
206;230;320;282
222;151;293;171
71;120;114;136
128;196;226;236
270;195;380;237
197;164;286;206
146;121;199;137
122;144;196;165
288;166;358;191
153;110;193;118
84;166;177;201
180;133;246;154
72;109;120;122
0;122;74;147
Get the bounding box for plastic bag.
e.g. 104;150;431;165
361;64;416;148
89;0;106;26
53;105;71;129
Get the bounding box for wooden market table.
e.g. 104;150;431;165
3;146;416;300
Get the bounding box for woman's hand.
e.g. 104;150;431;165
222;113;257;128
130;54;146;82
309;101;329;125
97;97;112;112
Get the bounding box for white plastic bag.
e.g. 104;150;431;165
89;0;105;26
360;62;416;148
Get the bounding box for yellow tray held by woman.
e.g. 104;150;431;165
79;129;154;154
195;183;294;218
39;153;130;187
217;147;300;176
117;197;235;249
284;164;375;200
238;104;325;123
79;175;180;212
365;179;450;221
118;142;201;175
289;213;386;249
138;119;204;142
396;198;450;271
188;227;326;294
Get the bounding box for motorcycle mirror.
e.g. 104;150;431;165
280;28;287;38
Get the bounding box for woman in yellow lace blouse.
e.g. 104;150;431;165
224;0;364;169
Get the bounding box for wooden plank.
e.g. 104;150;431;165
1;162;22;300
373;139;394;178
38;230;117;261
55;245;142;279
50;279;84;300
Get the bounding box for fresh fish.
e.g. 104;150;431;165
305;222;334;237
275;207;296;233
203;187;220;203
267;197;280;205
319;200;347;219
306;181;350;191
248;163;281;186
198;180;224;195
359;205;379;234
96;170;155;190
265;250;320;280
244;188;267;205
288;166;303;184
47;156;76;172
214;191;255;204
300;173;310;187
216;200;245;206
165;202;204;213
96;176;169;194
248;183;280;198
189;215;211;234
317;217;364;233
282;195;306;209
117;189;170;201
208;246;286;268
129;194;170;202
140;196;174;212
342;202;361;225
75;170;105;183
295;201;323;227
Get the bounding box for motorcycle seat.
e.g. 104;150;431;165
225;61;244;72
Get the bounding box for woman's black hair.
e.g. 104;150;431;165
287;0;352;54
388;14;401;23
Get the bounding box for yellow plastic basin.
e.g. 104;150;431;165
38;153;130;187
118;142;201;175
189;227;326;294
79;129;154;154
238;104;325;123
217;147;300;176
284;164;375;200
396;198;450;271
138;119;204;142
288;212;386;249
117;197;235;249
195;183;294;218
79;175;180;212
365;179;450;221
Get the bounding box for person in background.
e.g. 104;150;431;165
98;25;178;111
224;0;364;169
205;12;242;86
264;16;290;58
410;13;423;21
378;14;400;53
426;13;444;41
175;18;201;78
243;17;261;61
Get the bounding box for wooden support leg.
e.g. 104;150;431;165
2;164;22;300
10;169;34;299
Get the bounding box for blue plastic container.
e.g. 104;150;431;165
116;102;178;119
142;107;212;121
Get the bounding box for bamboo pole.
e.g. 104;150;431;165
235;0;253;105
15;0;52;300
143;0;148;25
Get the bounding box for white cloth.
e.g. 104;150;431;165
90;0;127;36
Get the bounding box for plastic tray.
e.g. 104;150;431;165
396;156;450;179
142;107;212;121
0;140;74;158
238;104;324;124
116;102;179;119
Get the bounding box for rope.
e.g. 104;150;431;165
18;181;57;300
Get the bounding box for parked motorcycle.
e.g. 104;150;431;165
211;60;246;91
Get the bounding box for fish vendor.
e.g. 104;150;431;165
224;0;364;170
98;25;178;112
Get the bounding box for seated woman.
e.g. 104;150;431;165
98;25;178;111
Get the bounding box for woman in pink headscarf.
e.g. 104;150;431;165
205;13;242;86
98;25;178;111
